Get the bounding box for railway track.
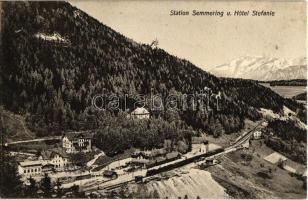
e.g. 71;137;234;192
103;180;134;191
226;120;264;150
79;121;265;192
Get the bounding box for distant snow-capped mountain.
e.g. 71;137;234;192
209;56;307;81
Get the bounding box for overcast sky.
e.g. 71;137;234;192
70;0;306;70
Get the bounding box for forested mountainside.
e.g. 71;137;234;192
265;120;307;164
261;79;307;87
293;92;307;101
0;1;304;143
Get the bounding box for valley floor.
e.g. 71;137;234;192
6;114;306;199
119;119;306;199
118;141;306;199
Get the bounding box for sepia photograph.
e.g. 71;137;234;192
0;0;307;199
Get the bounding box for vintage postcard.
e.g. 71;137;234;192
0;0;307;199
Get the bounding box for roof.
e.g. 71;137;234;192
40;148;69;159
264;152;287;164
63;131;93;140
284;165;297;173
150;149;167;157
154;156;166;163
192;136;208;144
131;107;150;115
103;170;117;176
42;163;55;168
142;148;167;157
51;148;69;158
19;160;43;167
166;152;180;160
132;148;167;158
131;158;149;164
131;151;149;159
147;157;166;166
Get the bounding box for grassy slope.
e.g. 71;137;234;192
209;143;306;199
0;107;35;142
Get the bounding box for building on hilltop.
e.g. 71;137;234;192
129;107;150;119
62;131;92;153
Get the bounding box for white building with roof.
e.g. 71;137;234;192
18;160;43;177
253;131;263;139
130;107;150;119
38;148;70;171
18;148;72;178
62;131;92;154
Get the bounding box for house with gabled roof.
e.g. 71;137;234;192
38;148;70;171
130;107;150;119
18;148;72;178
62;131;92;154
18;160;43;177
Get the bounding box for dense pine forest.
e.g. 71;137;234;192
260;79;307;86
293;92;307;101
265;120;307;164
0;2;305;153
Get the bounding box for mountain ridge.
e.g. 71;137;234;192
0;1;304;138
209;56;307;81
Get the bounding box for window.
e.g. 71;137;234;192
24;170;26;173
